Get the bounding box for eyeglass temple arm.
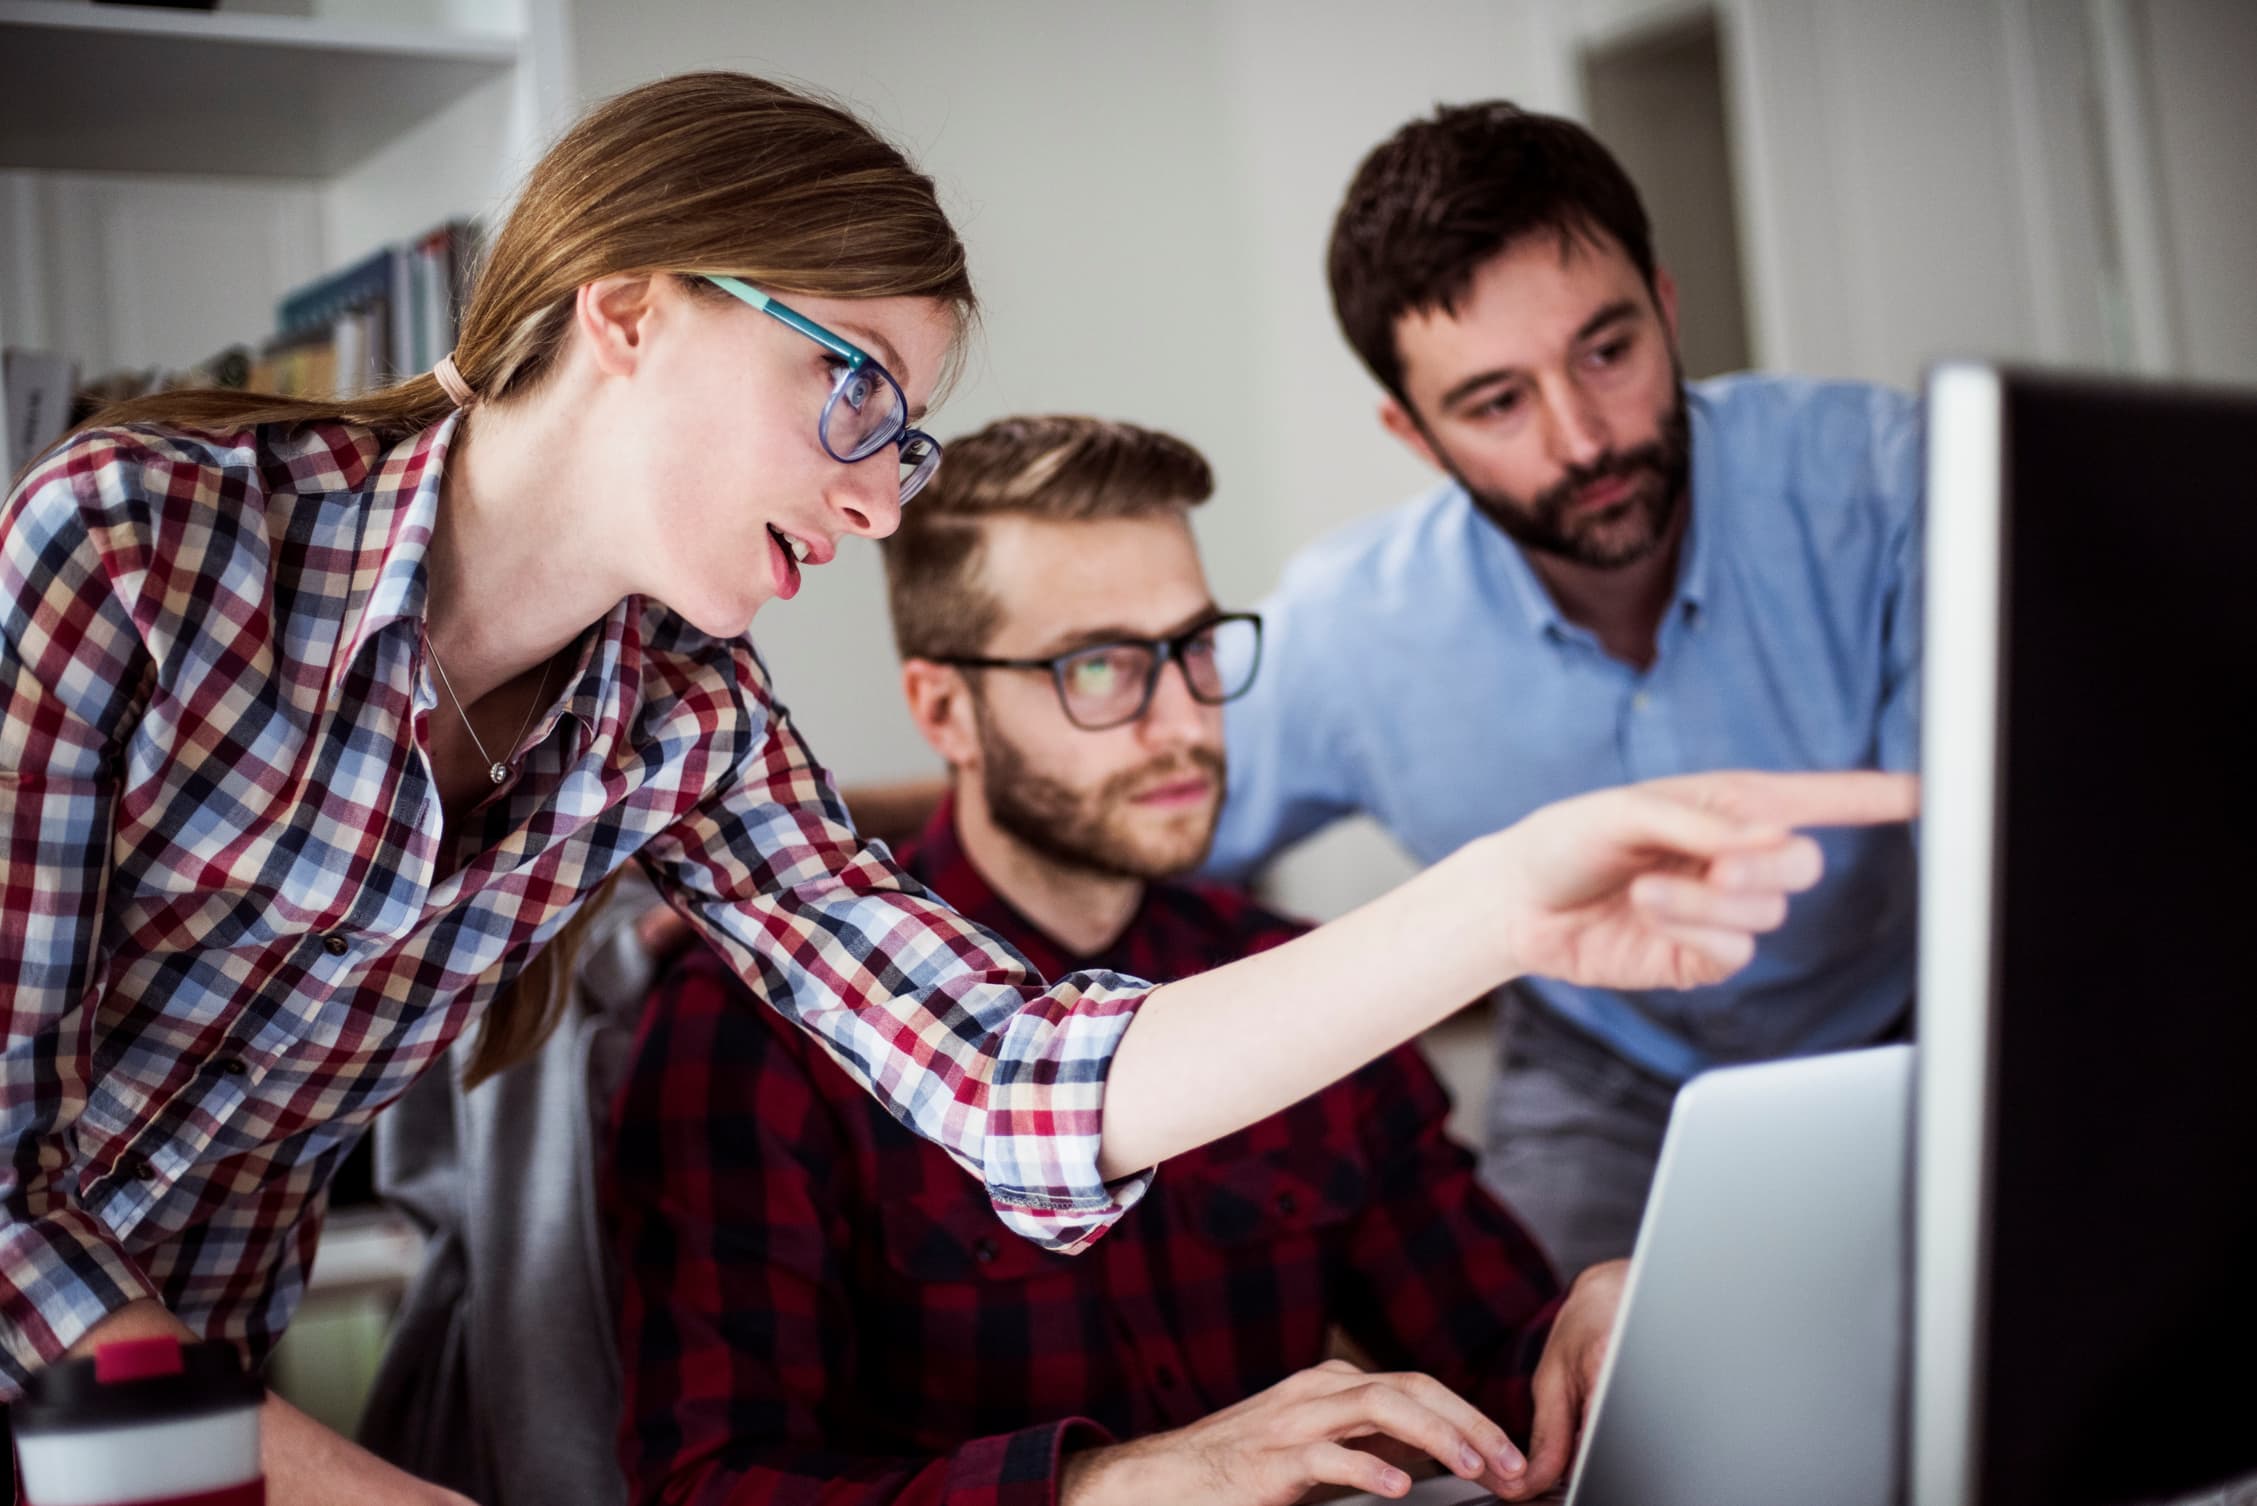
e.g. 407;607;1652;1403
705;274;868;367
944;616;1256;672
935;654;1055;671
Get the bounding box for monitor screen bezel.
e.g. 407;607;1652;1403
1910;360;2007;1506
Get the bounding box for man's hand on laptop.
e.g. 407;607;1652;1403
1058;1358;1530;1504
1503;1259;1631;1500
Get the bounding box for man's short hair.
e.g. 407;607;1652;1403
881;414;1214;660
1327;100;1657;401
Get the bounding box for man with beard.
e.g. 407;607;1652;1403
607;415;1628;1506
1206;102;1923;1275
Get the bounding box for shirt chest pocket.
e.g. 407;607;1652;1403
1166;1138;1372;1248
877;1193;1073;1284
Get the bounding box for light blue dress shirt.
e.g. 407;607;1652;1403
1211;374;1922;1082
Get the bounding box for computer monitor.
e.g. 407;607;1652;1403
1914;365;2257;1506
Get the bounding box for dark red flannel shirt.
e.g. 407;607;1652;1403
607;795;1563;1506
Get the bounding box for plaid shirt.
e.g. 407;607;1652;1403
0;419;1152;1397
609;795;1563;1506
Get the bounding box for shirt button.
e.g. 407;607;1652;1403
321;931;350;956
217;1057;249;1077
972;1238;998;1265
1154;1363;1179;1390
1631;691;1652;712
1273;1191;1299;1217
121;1156;156;1182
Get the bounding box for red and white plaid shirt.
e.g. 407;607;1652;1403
0;417;1151;1397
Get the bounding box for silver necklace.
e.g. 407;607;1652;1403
426;638;555;785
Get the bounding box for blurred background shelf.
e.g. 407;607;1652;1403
0;0;521;176
0;0;572;479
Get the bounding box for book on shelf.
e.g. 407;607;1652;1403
4;348;79;478
18;217;482;448
259;218;478;400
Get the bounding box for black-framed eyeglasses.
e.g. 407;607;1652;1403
704;274;943;503
938;613;1264;731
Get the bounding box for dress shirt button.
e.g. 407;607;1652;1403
321;931;350;956
1154;1363;1179;1391
972;1238;998;1265
1273;1190;1299;1217
217;1057;249;1077
1631;691;1652;712
122;1156;156;1182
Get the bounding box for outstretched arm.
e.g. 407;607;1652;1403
1099;771;1918;1177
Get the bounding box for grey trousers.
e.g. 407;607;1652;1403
1477;990;1682;1281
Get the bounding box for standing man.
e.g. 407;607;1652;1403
609;416;1626;1506
1208;102;1922;1275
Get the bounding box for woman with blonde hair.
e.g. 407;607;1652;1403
0;71;1909;1505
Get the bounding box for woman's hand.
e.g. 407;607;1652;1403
62;1302;470;1505
1490;771;1918;990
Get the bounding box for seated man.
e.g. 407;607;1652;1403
606;415;1624;1506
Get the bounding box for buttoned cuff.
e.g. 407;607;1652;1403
947;1416;1117;1505
982;978;1155;1256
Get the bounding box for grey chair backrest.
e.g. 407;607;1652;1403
361;873;658;1506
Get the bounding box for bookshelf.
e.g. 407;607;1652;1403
0;0;575;478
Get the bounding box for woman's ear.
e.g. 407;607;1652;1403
901;659;980;769
573;275;662;379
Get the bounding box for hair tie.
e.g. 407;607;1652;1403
432;353;477;408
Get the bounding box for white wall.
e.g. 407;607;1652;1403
0;171;324;375
2134;0;2257;384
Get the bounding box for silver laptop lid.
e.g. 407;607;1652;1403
1565;1045;1911;1506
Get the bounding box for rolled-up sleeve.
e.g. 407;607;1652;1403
640;663;1153;1255
1;449;164;1393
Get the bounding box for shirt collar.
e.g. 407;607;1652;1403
536;604;627;762
337;412;636;760
903;792;1146;973
1676;385;1718;615
1464;382;1714;640
1469;492;1572;638
343;413;456;668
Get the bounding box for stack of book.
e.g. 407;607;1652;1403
2;217;479;477
256;219;478;400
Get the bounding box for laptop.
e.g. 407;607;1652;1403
1345;1045;1914;1506
1562;1044;1913;1506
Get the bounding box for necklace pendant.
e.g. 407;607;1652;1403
488;761;509;785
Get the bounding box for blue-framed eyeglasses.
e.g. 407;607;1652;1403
705;274;943;504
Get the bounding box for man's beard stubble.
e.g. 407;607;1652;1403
977;719;1227;884
1456;381;1693;571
